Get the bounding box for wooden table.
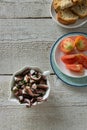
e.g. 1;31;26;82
0;0;87;130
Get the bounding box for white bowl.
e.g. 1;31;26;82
9;66;50;107
50;1;87;29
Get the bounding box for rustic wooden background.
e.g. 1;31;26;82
0;0;87;130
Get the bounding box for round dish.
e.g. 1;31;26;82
50;32;87;85
50;2;87;29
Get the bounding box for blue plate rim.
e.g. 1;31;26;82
50;32;87;87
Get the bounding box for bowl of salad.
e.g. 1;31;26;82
9;66;50;107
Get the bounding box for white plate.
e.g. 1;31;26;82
51;32;87;78
50;2;87;29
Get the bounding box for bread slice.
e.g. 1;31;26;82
57;8;79;25
71;3;87;18
53;0;74;12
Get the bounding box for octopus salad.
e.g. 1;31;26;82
11;68;49;107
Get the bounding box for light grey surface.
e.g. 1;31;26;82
0;0;87;130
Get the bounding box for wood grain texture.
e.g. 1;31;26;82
0;19;86;42
1;105;87;130
0;0;51;18
0;41;52;73
0;0;87;130
0;19;87;42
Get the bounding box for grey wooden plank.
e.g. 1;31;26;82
0;76;11;101
0;104;87;130
0;0;51;18
0;19;86;42
0;41;52;74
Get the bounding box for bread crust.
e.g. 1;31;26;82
57;16;78;25
72;0;83;4
53;0;74;11
57;9;78;25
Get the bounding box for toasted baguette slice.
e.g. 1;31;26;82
57;8;79;25
71;4;87;18
53;0;73;12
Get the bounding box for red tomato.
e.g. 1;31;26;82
66;64;84;72
61;54;78;64
60;37;75;54
77;54;87;68
75;36;87;51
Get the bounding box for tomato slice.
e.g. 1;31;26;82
75;36;87;51
66;64;84;72
61;53;87;69
61;54;78;64
60;37;75;54
77;54;87;68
